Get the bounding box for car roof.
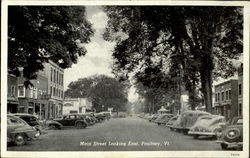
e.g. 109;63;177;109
182;110;210;115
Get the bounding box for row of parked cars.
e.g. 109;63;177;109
139;110;243;150
7;112;111;146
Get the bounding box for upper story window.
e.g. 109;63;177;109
218;93;220;102
54;69;56;83
51;68;53;82
33;88;37;99
221;92;224;101
239;84;242;95
11;86;16;97
226;91;229;100
229;90;231;99
18;85;25;97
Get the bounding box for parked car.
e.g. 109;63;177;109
172;110;211;134
7;115;38;146
166;115;179;130
154;114;174;125
148;114;159;122
188;115;225;139
95;112;107;121
10;113;43;136
216;116;243;150
51;114;88;129
118;112;127;118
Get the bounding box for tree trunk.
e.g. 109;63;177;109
201;70;213;113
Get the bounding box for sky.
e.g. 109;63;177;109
64;6;115;88
64;6;139;102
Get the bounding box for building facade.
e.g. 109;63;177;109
42;61;64;119
63;98;92;115
238;64;243;116
9;60;64;119
7;74;19;113
214;79;238;120
17;69;48;119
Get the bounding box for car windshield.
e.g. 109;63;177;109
19;116;37;123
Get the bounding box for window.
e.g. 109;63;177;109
33;88;37;99
11;86;16;96
218;93;220;102
53;87;56;97
50;86;53;95
229;90;231;99
51;68;53;81
221;92;224;101
30;87;33;98
239;84;242;95
18;85;25;97
57;71;59;84
54;69;56;83
239;103;242;116
226;91;229;100
215;93;218;102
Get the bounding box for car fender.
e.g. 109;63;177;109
46;120;63;127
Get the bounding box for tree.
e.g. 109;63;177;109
103;6;242;113
65;75;130;112
8;6;94;84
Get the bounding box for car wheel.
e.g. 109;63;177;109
14;134;26;146
157;123;160;125
221;143;228;150
76;122;86;129
49;124;56;130
183;130;188;135
170;127;174;131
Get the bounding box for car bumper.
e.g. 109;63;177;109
188;131;216;136
216;140;243;147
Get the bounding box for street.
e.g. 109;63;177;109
8;116;221;151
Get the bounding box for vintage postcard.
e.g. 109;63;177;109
1;0;249;158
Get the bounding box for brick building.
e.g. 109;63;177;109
238;64;243;116
7;74;19;113
42;60;64;119
9;60;64;119
17;68;48;119
214;79;238;120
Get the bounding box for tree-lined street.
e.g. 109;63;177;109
8;116;221;151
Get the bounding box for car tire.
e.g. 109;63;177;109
221;143;228;150
76;122;86;129
170;127;174;131
224;128;241;142
49;124;57;130
183;129;188;135
14;134;26;146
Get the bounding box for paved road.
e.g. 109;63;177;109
8;116;222;151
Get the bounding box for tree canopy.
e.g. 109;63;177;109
65;75;130;112
103;6;243;113
8;6;94;82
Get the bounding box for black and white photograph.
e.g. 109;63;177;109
1;1;249;158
